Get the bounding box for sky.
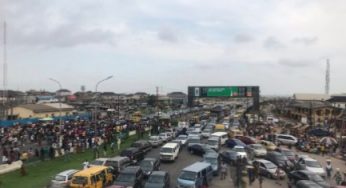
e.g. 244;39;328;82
0;0;346;95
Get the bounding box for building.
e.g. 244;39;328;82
167;92;187;106
328;95;346;109
293;93;330;101
12;103;74;119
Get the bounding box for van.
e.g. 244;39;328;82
207;137;220;151
70;166;113;188
210;132;228;145
50;169;79;188
160;143;180;162
177;162;213;188
276;134;298;145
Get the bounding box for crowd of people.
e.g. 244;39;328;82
0;119;149;165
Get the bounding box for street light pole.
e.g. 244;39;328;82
49;78;63;128
94;75;113;122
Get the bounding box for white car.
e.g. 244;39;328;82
176;135;188;145
159;132;171;142
50;169;79;188
148;136;163;147
232;146;247;158
188;131;201;139
254;159;286;179
246;144;267;157
297;156;326;177
276;134;298;145
202;128;213;138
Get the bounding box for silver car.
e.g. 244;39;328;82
246;144;267;157
148;136;163;147
49;169;79;188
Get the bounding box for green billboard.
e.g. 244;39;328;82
207;87;239;97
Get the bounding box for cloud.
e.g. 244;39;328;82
157;27;179;43
292;36;318;46
263;36;285;49
234;34;254;43
278;58;313;68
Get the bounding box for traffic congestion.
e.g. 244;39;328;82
43;103;346;188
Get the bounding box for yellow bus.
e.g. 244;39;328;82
70;166;113;188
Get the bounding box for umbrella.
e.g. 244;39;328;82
320;137;337;145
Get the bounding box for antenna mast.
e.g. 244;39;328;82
325;59;330;95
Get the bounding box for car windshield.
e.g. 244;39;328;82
150;137;159;141
178;136;187;139
233;147;245;152
203;129;211;133
208;140;218;145
161;148;173;153
205;157;218;165
179;171;197;181
54;175;66;182
148;175;164;183
252;145;264;149
72;176;88;185
189;139;200;144
308;174;324;182
264;162;276;169
306;160;322;168
282;150;295;157
117;174;135;182
90;160;104;166
140;160;153;170
275;154;287;161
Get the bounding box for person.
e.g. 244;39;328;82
326;159;333;180
82;159;89;169
334;168;342;185
247;165;254;185
258;174;263;188
321;144;325;156
275;165;282;185
220;161;227;180
20;162;27;176
117;137;121;151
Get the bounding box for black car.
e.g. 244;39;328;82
144;171;170;188
131;140;152;153
113;166;144;188
294;180;324;188
120;147;145;163
140;157;160;177
287;170;330;188
265;151;294;172
275;148;296;162
188;144;216;156
219;150;238;166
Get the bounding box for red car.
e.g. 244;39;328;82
235;136;257;145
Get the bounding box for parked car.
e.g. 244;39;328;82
175;135;188;146
139;158;160;177
246;144;267;157
293;180;324;188
131;140;152;153
202;128;213;138
253;159;286;179
203;152;220;176
112;166;144;188
220;150;239;165
226;138;246;148
258;140;277;151
296;156;326;177
235;136;257;145
144;171;170;188
188;144;216;156
275;148;296;162
287;170;330;188
49;169;79;188
89;156;132;176
120;147;145;164
148;136;163;147
159;132;171;142
265;151;294;172
276;134;298;145
232;146;247;158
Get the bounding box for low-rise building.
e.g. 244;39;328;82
12;103;74;119
328;95;346;109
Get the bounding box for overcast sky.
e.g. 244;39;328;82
0;0;345;95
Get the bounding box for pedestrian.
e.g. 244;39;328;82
103;142;107;157
321;144;325;156
334;168;342;185
20;162;27;176
326;159;333;180
258;174;263;188
275;165;283;185
247;165;254;185
40;147;45;161
220;161;227;180
117;137;121;151
82;159;89;169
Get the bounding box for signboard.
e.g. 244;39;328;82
194;87;200;97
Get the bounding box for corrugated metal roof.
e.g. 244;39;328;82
293;93;330;101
